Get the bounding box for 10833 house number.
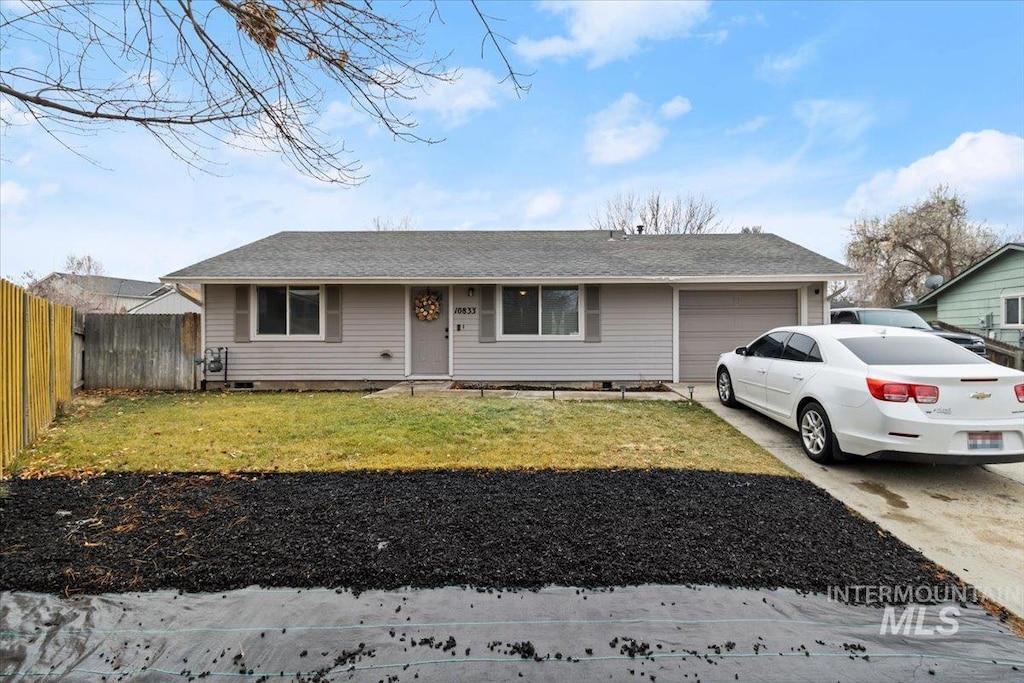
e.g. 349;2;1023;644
454;307;477;315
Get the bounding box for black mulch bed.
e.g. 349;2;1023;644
0;470;961;602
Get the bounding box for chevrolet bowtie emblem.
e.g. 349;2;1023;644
970;391;991;400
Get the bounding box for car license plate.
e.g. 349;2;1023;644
968;432;1002;450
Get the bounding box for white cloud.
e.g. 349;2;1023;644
585;93;667;166
729;12;766;26
0;1;34;16
699;29;729;45
411;68;505;126
845;130;1024;216
793;99;872;143
659;96;692;119
319;100;366;131
0;95;35;131
726;116;768;135
0;180;29;206
524;190;564;219
516;1;710;68
757;41;818;82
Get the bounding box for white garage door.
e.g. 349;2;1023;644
679;290;798;381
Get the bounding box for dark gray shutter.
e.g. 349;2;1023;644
234;285;250;343
324;285;342;342
479;285;496;343
584;284;601;343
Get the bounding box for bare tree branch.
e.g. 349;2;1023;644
22;253;109;312
0;0;527;184
371;215;415;231
590;190;723;235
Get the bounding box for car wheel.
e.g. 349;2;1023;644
798;401;835;464
717;368;739;408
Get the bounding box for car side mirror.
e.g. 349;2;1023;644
734;346;747;356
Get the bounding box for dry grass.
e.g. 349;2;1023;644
14;391;795;477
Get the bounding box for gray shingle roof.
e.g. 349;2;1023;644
164;230;856;281
59;274;164;297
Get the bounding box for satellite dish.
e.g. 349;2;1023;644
924;274;945;291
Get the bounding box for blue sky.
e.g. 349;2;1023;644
1;0;1022;282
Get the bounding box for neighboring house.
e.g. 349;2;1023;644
906;243;1024;347
29;273;170;313
126;286;202;315
162;230;857;387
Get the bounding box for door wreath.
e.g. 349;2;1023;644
414;290;442;321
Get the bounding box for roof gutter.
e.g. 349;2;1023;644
161;273;862;286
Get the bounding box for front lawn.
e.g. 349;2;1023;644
13;391;793;476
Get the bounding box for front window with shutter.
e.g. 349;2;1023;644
500;285;580;337
255;286;322;337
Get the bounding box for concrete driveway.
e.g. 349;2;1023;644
688;384;1024;618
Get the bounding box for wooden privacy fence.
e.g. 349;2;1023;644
84;313;201;390
1;279;74;478
933;321;1024;370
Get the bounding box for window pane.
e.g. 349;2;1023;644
257;287;287;335
749;331;789;358
782;333;817;362
857;309;931;329
541;286;579;335
1006;297;1021;325
290;287;320;335
503;287;539;335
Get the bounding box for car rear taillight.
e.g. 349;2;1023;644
866;378;940;404
1016;384;1024;403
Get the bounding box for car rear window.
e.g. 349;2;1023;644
839;336;990;365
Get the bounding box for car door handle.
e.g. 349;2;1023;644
757;369;767;375
793;373;804;380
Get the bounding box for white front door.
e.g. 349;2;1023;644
410;286;449;376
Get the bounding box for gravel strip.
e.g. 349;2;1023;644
0;470;962;600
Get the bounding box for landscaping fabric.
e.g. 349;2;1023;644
0;470;968;597
3;585;1022;682
2;471;1021;680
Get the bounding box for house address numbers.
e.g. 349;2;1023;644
454;306;477;315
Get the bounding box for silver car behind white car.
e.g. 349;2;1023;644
715;324;1024;464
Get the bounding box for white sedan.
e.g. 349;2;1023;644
715;324;1024;464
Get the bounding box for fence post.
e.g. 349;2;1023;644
21;290;29;450
48;303;56;417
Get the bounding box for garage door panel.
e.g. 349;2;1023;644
679;290;798;381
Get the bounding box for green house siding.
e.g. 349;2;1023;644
933;251;1023;346
914;305;938;322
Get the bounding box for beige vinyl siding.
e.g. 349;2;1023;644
679;289;800;382
452;284;674;381
204;284;406;381
807;284;825;325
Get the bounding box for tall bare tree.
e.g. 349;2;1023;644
590;191;722;234
844;185;1004;306
0;1;527;184
371;215;415;231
